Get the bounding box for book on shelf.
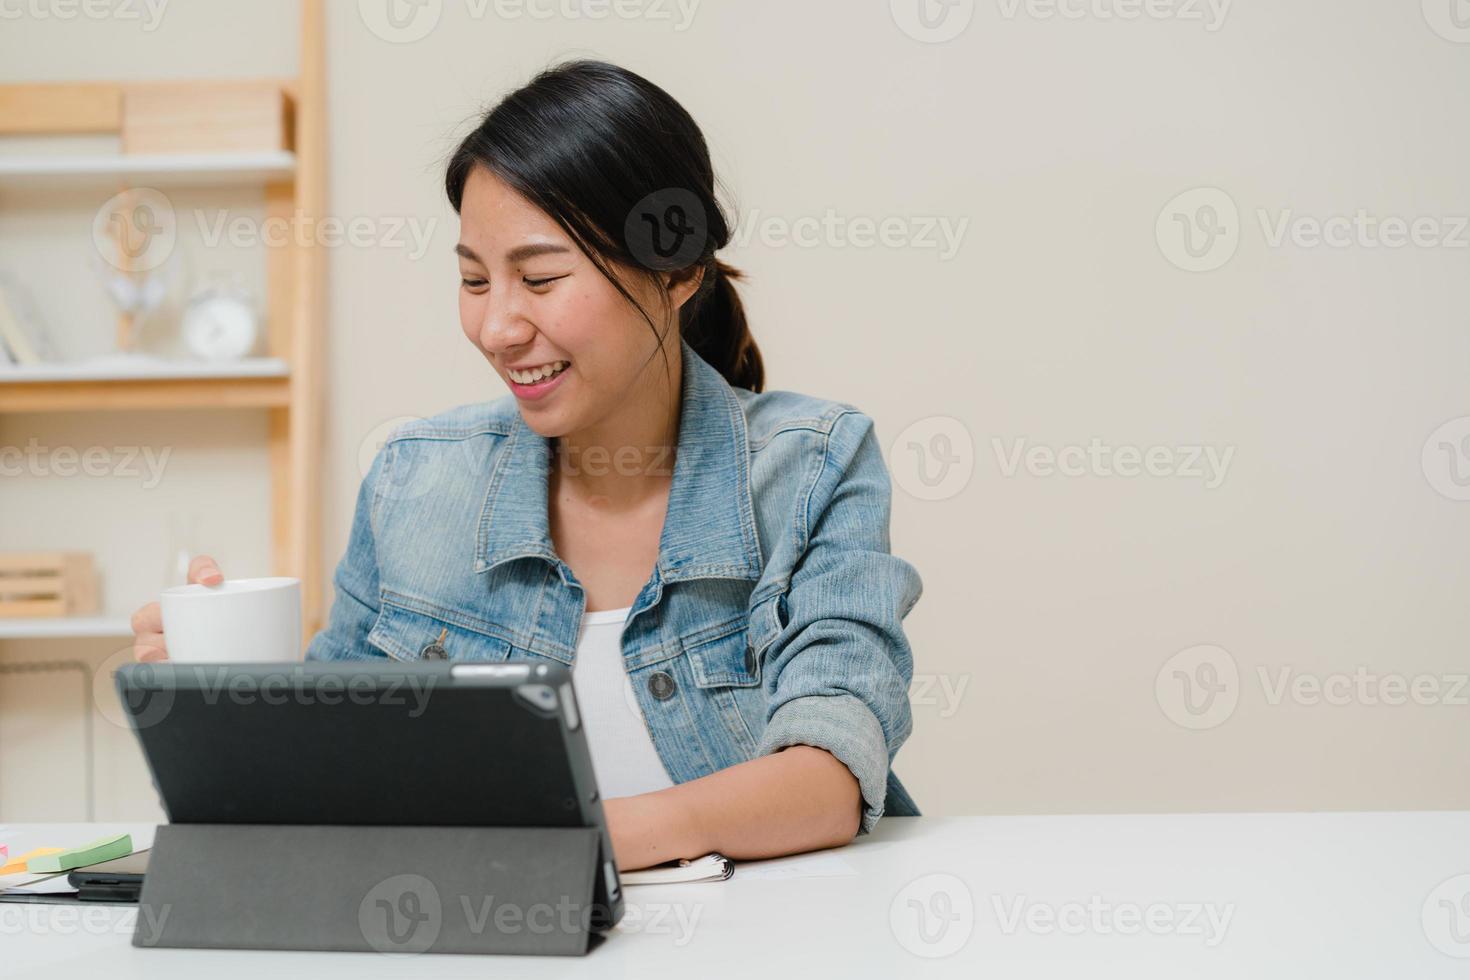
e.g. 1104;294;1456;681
0;282;46;366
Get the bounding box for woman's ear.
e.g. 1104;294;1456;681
664;262;706;312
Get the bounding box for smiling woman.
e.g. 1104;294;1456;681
131;59;923;871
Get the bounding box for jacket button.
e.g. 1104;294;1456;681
743;644;757;674
421;628;448;660
648;671;676;700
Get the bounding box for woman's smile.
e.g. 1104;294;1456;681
504;358;572;400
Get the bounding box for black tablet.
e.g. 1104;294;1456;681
114;660;622;927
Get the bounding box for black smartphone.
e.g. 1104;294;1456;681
68;850;149;902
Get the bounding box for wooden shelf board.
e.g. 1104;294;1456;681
0;357;289;383
0;615;133;639
0;150;296;187
0;375;291;412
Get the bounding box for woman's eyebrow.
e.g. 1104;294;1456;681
454;242;572;262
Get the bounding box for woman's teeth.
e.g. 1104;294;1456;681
508;361;569;385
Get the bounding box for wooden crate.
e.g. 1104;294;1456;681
0;552;99;618
121;81;295;155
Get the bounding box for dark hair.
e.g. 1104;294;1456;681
445;59;764;392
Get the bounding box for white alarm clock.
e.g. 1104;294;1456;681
182;284;259;361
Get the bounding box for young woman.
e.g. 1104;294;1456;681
130;59;922;871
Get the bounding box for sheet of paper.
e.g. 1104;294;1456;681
734;853;859;881
2;873;76;896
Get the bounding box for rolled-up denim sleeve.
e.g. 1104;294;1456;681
754;410;922;835
304;446;388;662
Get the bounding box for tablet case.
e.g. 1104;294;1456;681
136;824;611;955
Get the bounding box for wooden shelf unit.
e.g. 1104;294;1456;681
0;0;328;639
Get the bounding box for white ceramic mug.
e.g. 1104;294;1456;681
159;577;302;663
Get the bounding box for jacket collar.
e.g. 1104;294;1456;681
476;341;763;583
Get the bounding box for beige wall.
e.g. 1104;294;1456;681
2;1;1467;822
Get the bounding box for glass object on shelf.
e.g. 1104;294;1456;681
90;186;179;359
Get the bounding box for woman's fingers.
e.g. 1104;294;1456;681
131;601;168;662
131;601;161;637
188;554;224;586
133;637;169;662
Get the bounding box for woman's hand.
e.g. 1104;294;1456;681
130;555;226;662
601;747;861;871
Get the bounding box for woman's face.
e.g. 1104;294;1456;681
456;165;691;439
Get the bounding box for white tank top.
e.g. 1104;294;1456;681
570;607;675;799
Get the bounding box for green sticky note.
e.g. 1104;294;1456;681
26;833;132;874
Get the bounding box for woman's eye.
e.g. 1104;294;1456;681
525;275;567;289
460;277;488;290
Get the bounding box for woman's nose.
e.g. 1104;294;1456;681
477;292;536;353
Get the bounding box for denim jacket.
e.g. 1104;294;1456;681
305;341;923;832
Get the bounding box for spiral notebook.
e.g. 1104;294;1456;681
620;852;733;885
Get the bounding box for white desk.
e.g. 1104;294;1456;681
5;812;1469;978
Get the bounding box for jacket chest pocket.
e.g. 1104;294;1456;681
367;599;513;663
683;617;764;688
676;617;768;761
